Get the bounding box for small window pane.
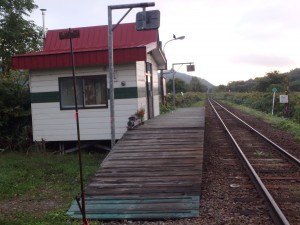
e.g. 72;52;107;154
60;78;83;108
60;76;107;109
84;77;106;107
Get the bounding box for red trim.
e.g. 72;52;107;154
12;47;146;69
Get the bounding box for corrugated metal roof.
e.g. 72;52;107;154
12;23;165;69
44;23;158;53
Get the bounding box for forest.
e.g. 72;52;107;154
215;69;300;93
0;0;43;150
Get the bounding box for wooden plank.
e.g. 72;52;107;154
69;211;200;220
67;107;204;220
94;171;202;178
67;196;200;219
90;176;201;183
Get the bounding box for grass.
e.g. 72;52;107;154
191;100;205;107
253;150;272;158
291;187;300;197
0;151;107;225
220;100;300;141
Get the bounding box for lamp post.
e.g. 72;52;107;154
163;34;185;52
160;34;185;105
171;62;195;109
108;3;155;148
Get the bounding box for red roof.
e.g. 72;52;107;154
12;23;166;69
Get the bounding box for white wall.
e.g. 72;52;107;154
30;65;139;142
136;61;148;119
30;53;161;142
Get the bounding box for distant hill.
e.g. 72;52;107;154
162;70;215;89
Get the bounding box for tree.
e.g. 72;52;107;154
290;80;300;92
0;0;42;150
287;68;300;82
0;0;43;75
216;84;226;92
227;80;250;92
254;70;283;92
189;76;203;92
166;78;188;93
0;70;31;150
266;70;282;84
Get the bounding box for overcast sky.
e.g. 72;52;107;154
29;0;300;86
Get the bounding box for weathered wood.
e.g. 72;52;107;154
70;196;199;219
67;107;205;220
68;196;200;219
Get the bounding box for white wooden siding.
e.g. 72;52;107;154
31;100;138;141
30;55;160;142
30;65;139;142
136;61;148;119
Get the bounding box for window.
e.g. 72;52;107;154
59;75;107;109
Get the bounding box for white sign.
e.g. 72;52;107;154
280;95;288;103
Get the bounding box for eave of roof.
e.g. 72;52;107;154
12;47;147;70
12;23;166;70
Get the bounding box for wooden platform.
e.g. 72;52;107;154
67;107;205;220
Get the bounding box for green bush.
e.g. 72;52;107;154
213;92;300;140
214;92;300;122
0;71;31;151
162;92;205;112
160;101;173;114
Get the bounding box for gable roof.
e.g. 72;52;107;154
12;23;166;70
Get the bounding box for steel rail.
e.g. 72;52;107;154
208;98;290;225
211;99;300;167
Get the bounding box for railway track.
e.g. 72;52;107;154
208;98;300;225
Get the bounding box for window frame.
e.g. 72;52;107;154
59;75;108;110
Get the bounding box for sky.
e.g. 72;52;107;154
29;0;300;86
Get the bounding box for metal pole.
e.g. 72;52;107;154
42;11;45;38
172;67;176;109
161;36;185;107
40;9;46;46
272;91;275;115
108;7;116;148
69;28;88;225
160;69;165;105
107;2;155;148
109;2;154;10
